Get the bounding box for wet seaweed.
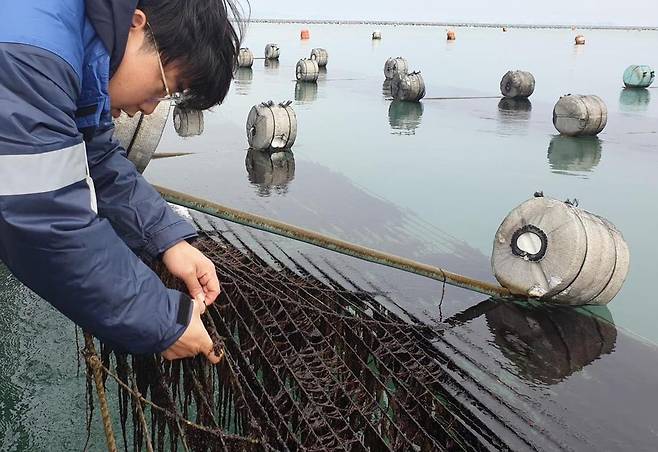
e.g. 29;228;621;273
84;231;505;451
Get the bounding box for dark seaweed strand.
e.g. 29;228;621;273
83;227;506;451
201;231;479;450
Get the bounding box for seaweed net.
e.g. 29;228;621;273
84;226;506;451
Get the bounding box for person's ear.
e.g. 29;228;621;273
132;9;147;30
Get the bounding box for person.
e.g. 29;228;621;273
0;0;243;362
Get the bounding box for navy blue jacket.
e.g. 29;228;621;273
0;0;197;354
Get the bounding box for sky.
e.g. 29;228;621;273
244;1;658;27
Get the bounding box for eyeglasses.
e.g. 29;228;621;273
147;22;184;104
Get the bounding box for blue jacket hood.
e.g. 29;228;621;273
85;0;138;75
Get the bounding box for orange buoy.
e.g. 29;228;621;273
575;35;585;45
447;30;456;41
300;29;310;40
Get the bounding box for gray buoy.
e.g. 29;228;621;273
391;71;426;102
113;102;171;173
384;57;408;80
500;70;535;98
310;48;328;67
296;58;319;82
492;196;630;305
264;43;280;60
237;48;254;68
553;94;607;136
246;101;297;151
173;107;204;138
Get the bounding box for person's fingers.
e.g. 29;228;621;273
194;296;207;316
180;268;205;304
204;344;224;364
200;266;221;305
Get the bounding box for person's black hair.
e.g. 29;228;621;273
138;0;247;110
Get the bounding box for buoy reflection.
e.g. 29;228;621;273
246;149;296;196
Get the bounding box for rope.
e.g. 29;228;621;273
84;348;262;447
83;333;118;452
129;375;154;452
155;185;518;298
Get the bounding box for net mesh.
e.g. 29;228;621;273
86;222;505;451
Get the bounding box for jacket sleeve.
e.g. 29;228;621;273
0;43;192;354
86;112;198;260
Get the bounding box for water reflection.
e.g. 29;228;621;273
497;97;532;118
619;88;651;112
388;100;424;135
264;59;280;70
233;68;253;95
382;80;392;98
245;149;296;196
295;81;318;103
547;135;602;177
484;301;617;384
318;66;328;81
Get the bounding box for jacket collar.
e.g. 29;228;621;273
85;0;139;76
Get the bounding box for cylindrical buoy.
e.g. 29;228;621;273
296;58;319;82
310;48;328;67
500;70;535;98
623;65;655;88
575;35;585;45
300;29;310;40
553;94;607;136
173;107;204;138
264;43;280;60
391;71;426;102
113;102;171;173
237;48;254;68
372;30;382;40
246;101;298;151
492;196;630;305
447;30;456;41
384;57;408;80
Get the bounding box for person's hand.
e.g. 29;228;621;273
162;298;223;363
162;241;220;306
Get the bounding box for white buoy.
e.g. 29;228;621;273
113;102;171;173
391;71;426;102
372;30;382;40
237;48;254;68
246;101;298;151
310;48;328;67
492;196;630;305
173;107;204;138
296;58;319;82
264;43;280;60
553;94;607;136
384;57;408;80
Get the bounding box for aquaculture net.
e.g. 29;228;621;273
83;222;506;452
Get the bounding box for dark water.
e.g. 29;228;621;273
2;23;658;449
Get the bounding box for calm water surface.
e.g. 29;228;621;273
1;23;657;449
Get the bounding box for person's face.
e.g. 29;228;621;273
109;9;185;118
